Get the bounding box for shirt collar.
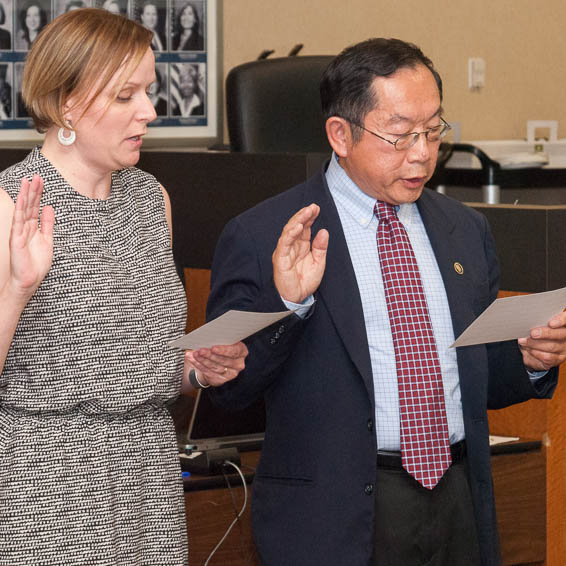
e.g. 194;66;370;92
325;152;417;229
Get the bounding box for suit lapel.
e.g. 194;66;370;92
304;173;375;401
417;189;492;420
417;190;477;338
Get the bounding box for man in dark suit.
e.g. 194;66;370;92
193;38;566;566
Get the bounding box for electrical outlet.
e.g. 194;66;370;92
468;58;486;90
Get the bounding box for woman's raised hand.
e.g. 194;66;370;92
8;175;54;299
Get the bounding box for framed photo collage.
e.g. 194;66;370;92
0;0;220;143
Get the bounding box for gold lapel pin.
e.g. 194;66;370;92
454;262;464;275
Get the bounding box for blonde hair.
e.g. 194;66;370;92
22;8;152;133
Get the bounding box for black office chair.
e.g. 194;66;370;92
226;55;334;153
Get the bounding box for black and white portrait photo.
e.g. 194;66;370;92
170;0;204;52
170;62;205;117
150;63;168;116
15;0;50;51
14;61;27;118
54;0;90;18
94;0;126;16
0;1;13;50
0;63;12;118
134;0;166;51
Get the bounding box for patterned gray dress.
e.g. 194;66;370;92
0;147;188;565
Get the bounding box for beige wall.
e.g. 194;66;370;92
222;0;566;141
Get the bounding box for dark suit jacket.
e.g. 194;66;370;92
0;27;11;50
207;165;558;566
172;30;203;51
152;96;167;117
150;29;167;52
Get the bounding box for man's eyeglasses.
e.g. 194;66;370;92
349;117;452;151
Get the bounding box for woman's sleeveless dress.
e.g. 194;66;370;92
0;147;189;565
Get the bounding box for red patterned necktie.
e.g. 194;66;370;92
375;201;451;490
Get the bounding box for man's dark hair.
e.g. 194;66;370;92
320;38;443;142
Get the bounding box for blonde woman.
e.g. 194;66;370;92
0;8;247;565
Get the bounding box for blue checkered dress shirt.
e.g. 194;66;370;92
323;154;465;451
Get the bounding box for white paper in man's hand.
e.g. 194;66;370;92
451;286;566;348
169;310;293;350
